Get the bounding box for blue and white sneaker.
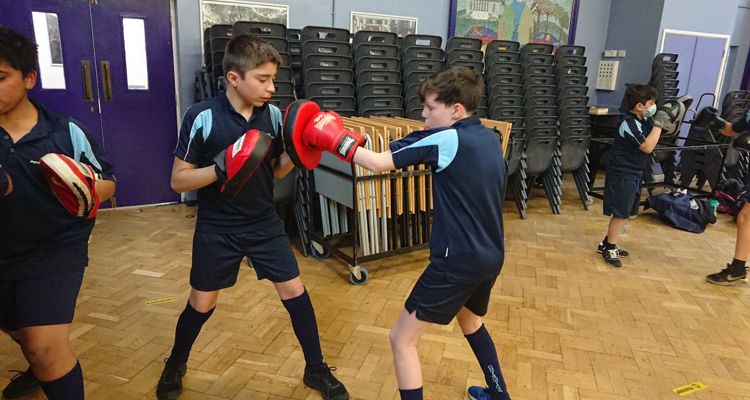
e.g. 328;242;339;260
467;386;491;400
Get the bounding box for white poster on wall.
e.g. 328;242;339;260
200;0;289;33
350;11;418;37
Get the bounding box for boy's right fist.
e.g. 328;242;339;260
282;100;365;170
303;111;365;162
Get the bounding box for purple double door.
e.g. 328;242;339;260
1;0;178;207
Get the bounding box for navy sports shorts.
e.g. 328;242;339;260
190;222;299;291
603;172;642;218
405;266;498;325
0;267;85;330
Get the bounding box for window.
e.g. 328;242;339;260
122;18;149;90
31;11;65;89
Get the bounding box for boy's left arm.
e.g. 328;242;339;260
272;152;295;179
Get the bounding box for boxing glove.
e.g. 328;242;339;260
302;111;365;162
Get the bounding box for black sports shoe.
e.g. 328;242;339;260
2;368;40;399
706;264;748;285
303;363;349;400
601;247;622;267
597;242;629;257
156;359;187;400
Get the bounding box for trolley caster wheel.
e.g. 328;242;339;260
310;242;330;259
348;267;369;285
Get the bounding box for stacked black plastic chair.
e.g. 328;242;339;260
484;40;527;217
401;34;444;119
287;28;303;100
444;37;486;117
643;53;680;186
521;43;561;214
353;31;403;117
198;24;232;100
300;26;355;116
650;53;680;106
233;21;296;110
555;45;591;209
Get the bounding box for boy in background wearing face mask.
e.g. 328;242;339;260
596;84;674;267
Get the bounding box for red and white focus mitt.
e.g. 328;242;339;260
214;129;274;197
40;153;99;218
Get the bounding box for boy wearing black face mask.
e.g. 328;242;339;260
596;84;674;267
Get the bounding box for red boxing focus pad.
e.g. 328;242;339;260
39;153;99;218
214;129;273;197
283;99;323;170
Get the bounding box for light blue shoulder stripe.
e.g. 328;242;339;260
69;122;102;171
392;129;458;172
186;109;213;156
269;104;282;136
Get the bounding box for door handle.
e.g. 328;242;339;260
100;60;112;101
81;60;94;102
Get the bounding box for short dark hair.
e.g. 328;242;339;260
0;27;38;76
418;66;484;113
623;84;657;111
222;35;281;78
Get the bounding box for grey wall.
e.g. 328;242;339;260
724;2;750;99
572;0;612;106
658;0;739;39
175;0;449;115
597;0;665;107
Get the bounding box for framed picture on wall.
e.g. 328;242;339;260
200;0;289;33
448;0;580;48
350;11;418;37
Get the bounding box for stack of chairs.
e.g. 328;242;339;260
288;28;303;100
642;53;680;186
485;40;527;218
233;21;296;110
520;43;561;214
555;45;591;209
401;34;444;119
688;90;750;186
650;53;680;106
301;26;355;116
353;31;403;117
444;37;486;117
199;24;232;99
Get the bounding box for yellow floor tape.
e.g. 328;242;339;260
145;297;176;305
672;382;707;396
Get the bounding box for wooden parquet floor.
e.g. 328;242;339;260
2;180;750;400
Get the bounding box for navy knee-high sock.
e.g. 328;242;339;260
399;387;423;400
465;324;509;400
40;360;83;400
281;289;324;370
168;302;214;364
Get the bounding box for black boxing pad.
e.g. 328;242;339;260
694;106;727;131
283;100;322;170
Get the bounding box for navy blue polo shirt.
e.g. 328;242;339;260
608;112;654;175
389;117;505;282
0;100;115;278
174;94;283;233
